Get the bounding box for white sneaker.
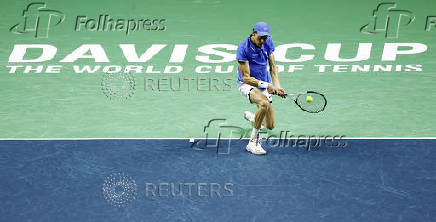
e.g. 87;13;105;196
246;139;267;155
243;111;265;129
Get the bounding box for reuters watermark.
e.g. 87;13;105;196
102;172;138;208
101;71;136;100
144;76;233;92
145;182;233;198
100;74;233;100
102;172;234;207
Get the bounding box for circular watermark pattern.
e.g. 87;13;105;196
102;172;137;207
101;71;136;100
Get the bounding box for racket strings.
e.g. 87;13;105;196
295;92;327;113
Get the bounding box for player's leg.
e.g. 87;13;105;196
245;88;275;130
237;83;268;154
249;89;271;130
261;90;275;130
251;104;271;129
263;105;275;130
244;109;265;129
245;88;271;154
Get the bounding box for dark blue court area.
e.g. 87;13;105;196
1;139;435;222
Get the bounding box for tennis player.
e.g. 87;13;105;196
237;22;286;155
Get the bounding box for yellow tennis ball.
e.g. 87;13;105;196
306;95;313;103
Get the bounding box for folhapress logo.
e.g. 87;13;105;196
360;2;415;38
10;2;65;38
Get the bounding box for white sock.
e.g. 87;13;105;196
244;111;255;122
247;112;254;122
250;128;259;141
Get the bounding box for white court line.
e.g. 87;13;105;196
0;137;435;140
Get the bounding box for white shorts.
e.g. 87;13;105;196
238;82;272;103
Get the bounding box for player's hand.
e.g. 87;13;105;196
277;88;286;98
267;85;286;98
267;84;278;95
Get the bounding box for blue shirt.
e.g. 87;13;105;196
236;36;275;84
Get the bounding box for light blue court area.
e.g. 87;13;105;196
1;139;435;221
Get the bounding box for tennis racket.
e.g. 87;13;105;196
285;91;327;113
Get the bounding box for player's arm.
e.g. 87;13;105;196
238;61;278;94
238;61;258;87
268;53;286;97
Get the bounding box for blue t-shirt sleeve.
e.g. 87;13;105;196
266;38;275;55
236;42;248;61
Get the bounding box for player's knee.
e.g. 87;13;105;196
259;100;271;111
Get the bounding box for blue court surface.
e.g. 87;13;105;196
1;139;435;222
